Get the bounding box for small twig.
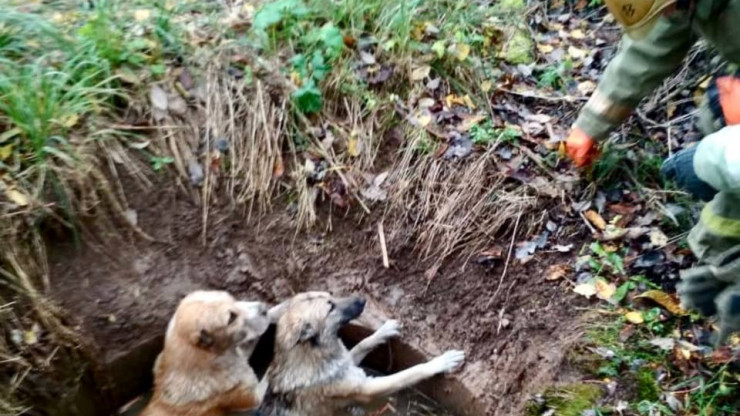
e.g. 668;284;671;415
579;210;598;235
516;144;558;180
487;211;522;308
378;222;390;269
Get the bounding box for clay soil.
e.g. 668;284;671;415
49;180;591;415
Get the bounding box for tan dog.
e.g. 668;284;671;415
141;290;271;416
260;292;465;416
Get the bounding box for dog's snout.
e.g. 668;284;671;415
339;296;365;323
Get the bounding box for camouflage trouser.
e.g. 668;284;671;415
670;74;740;344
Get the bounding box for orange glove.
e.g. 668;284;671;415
565;128;599;167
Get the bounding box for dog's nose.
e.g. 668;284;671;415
354;297;366;309
258;303;268;316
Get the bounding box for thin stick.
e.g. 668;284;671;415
487;211;522;308
378;222;390;269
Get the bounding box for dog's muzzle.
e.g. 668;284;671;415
338;296;366;324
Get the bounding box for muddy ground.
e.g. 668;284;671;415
49;178;591;415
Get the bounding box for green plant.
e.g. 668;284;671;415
150;155;174;171
471;122;521;146
537;59;573;90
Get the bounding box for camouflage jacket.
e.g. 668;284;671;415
574;0;740;140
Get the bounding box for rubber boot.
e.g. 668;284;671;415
678;266;726;316
715;283;740;345
661;146;718;202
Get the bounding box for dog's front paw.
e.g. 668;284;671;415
427;350;465;374
375;320;401;341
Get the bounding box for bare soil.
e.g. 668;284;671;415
48;179;591;415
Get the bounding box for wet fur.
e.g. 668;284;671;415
142;291;271;416
261;292;465;416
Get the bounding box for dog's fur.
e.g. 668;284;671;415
141;290;271;416
260;292;465;416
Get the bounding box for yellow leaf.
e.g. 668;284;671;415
462;95;476;110
6;188;29;206
290;71;302;87
584;209;607;230
567;45;587;60
417;113;432;127
558;141;567;158
62;114;79;128
455;43;471;61
458;114;486;132
481;80;493;93
577;80;596;95
536;44;554;54
0;144;13;161
574;282;597;298
625;311;644;324
595;279;617;301
348;136;360;157
546;263;571;281
635;290;687;316
133;9;152;21
649;228;668;247
410;65;431;81
570;29;586;39
432;40;446;59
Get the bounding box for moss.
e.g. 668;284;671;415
503;28;533;64
526;383;603;416
635;368;661;402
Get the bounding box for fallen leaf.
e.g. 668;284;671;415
432;40;446;59
546;263;571;281
576;80;596;95
481;80;493;93
116;67;141;85
23;324;40;345
359;51;376;65
149;85;168;111
133;9;152;21
5;188;29;206
569;29;586;39
0;144;13;160
124;209;138;226
649;228;669;247
273;155;285;179
536;43;554;54
455;43;471;61
711;347;738;365
410;65;431;81
62;114;79;128
416;113;432;127
625;311;644;324
595;279;617;301
418;97;436;108
567;45;587;60
584;210;607;230
552;244;573;253
348;136;361;157
649;337;676;351
635;290;687;315
574;282;597;298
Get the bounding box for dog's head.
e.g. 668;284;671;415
271;291;365;350
167;290;270;354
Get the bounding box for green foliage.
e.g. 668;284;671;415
293;81;323;114
471;122;521;146
526;384;602;416
537;59;573;90
150;155;174;171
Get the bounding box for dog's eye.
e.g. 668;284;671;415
228;311;238;325
328;301;335;312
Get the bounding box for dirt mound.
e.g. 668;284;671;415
48;180;589;415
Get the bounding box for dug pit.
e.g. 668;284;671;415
47;185;587;415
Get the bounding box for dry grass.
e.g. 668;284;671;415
385;128;539;266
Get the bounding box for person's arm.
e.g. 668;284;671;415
574;13;697;140
694;125;740;192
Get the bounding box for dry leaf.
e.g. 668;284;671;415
595;279;617;301
133;9;152;21
455;43;471;61
574;282;597;298
273;155;285;179
584;210;607;230
411;65;431;81
5;188;29;206
0;127;21;143
481;80;492;93
649;228;669;247
0;144;13;161
567;45;587;60
348;136;361;157
418;97;436;108
546;263;571;281
150;86;169;111
577;81;596;95
417;113;432;127
625;311;644;324
570;29;586;39
635;290;687;315
359;51;376;65
536;44;554;53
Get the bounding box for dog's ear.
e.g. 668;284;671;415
267;301;289;324
196;329;215;349
296;322;318;346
